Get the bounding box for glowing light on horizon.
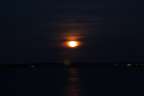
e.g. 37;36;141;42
66;41;80;48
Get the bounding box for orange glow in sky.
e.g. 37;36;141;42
65;41;80;48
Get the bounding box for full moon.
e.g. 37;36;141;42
66;41;80;48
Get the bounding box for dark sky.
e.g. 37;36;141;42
0;0;143;64
0;1;144;96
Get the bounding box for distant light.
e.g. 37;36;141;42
127;64;132;67
114;64;119;66
66;41;80;48
64;59;71;65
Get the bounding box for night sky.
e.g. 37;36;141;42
0;0;144;96
0;0;143;64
